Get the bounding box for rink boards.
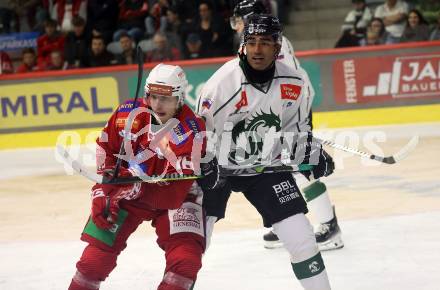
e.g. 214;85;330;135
2;41;440;150
1;103;440;150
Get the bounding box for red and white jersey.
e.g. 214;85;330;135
197;58;311;170
97;99;206;209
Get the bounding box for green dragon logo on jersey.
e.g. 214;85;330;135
228;110;281;165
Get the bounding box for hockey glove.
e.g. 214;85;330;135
197;156;221;191
91;168;141;229
301;149;335;180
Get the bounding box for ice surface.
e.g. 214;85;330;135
1;122;439;290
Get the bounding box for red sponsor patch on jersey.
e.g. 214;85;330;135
280;84;301;100
235;90;248;110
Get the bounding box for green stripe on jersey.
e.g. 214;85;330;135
291;252;325;280
303;180;327;202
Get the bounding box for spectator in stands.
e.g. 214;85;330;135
400;9;430;43
0;1;17;34
87;0;119;44
415;0;440;25
0;51;14;74
145;32;180;62
50;0;87;32
218;2;236;21
37;18;65;67
184;33;204;59
359;17;390;46
113;0;148;42
164;6;184;55
16;48;42;73
114;32;136;64
64;16;89;68
275;0;290;24
335;0;373;47
172;0;199;25
430;13;440;41
192;1;229;57
84;35;115;67
145;0;169;37
10;0;48;33
374;0;409;43
46;50;67;70
0;2;16;33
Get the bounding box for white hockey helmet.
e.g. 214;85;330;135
144;63;188;107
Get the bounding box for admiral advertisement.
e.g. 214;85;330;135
333;53;440;104
0;77;119;130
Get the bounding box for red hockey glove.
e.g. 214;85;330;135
91;168;141;229
91;184;119;230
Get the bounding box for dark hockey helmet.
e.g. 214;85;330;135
233;0;267;18
243;14;282;45
231;0;267;29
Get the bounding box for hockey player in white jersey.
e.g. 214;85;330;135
197;14;333;290
230;0;343;251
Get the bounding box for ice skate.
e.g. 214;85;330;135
263;230;283;249
315;207;344;251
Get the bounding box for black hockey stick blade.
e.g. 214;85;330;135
369;135;419;164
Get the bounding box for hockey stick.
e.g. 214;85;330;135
56;145;201;184
316;135;419;164
57;134;417;184
112;46;144;180
218;136;419;175
220;164;313;176
57;144;313;184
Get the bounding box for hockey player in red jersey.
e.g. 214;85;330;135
68;63;215;290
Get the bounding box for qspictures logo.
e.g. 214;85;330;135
333;53;440;104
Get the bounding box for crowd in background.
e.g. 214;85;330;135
0;0;291;74
1;0;440;75
335;0;440;48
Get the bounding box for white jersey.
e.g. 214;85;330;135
236;35;314;114
197;58;311;170
278;36;315;112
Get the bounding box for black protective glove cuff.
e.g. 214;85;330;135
197;156;220;190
